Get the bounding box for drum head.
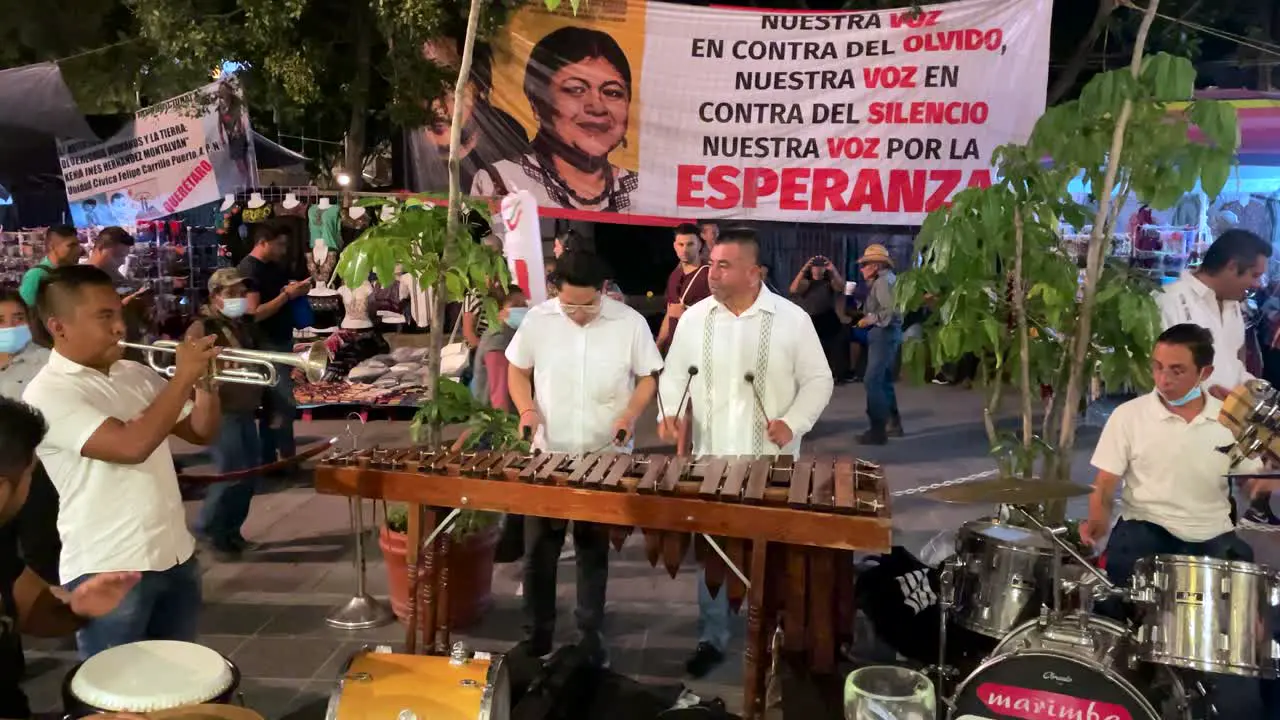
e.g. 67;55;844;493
951;650;1159;720
70;640;235;712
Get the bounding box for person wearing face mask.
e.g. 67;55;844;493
471;286;528;412
185;269;266;561
1083;322;1276;718
0;292;59;584
506;251;662;667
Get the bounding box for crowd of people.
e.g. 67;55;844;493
3;215;1280;716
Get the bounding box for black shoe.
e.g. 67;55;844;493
577;633;610;668
199;538;242;562
684;642;725;679
511;638;553;660
857;430;888;445
886;417;904;438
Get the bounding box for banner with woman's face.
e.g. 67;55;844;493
406;0;1052;226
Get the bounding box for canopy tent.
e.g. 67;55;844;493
0;61;306;185
1168;90;1280;167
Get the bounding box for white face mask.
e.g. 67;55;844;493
220;298;249;319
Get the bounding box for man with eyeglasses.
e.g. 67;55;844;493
1081;323;1280;716
505;250;663;667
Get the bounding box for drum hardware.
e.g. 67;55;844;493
927;557;960;702
118;339;330;386
327;413;393;630
1011;505;1123;602
1220;380;1280;466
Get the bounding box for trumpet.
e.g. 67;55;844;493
119;340;330;387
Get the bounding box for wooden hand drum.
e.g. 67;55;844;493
325;646;510;720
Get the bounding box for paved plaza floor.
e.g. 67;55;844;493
21;382;1279;718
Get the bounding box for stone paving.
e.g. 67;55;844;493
21;383;1279;718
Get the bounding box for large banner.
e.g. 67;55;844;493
406;0;1050;226
58;79;258;229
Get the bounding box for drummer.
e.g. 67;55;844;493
1082;323;1274;714
0;396;141;720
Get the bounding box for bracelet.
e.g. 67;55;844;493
519;409;537;418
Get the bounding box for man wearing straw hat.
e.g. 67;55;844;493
855;244;903;445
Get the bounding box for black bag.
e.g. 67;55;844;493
855;547;992;666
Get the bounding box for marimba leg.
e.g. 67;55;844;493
805;548;836;673
743;538;777;720
434;533;453;654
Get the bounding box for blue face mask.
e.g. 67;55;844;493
505;307;528;329
220;298;249;319
0;325;32;354
1160;383;1203;407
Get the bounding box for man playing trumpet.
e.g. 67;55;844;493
23;265;221;658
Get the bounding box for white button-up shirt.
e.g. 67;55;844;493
506;296;663;453
23;351;195;582
658;286;834;456
1091;392;1259;542
1157;271;1251;391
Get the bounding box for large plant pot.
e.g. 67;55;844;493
380;523;499;629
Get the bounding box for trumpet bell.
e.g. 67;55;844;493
118;339;331;387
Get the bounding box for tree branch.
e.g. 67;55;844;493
1013;208;1034;476
1048;0;1118;105
1054;0;1160;479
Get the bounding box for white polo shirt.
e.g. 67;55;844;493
1090;392;1260;542
506;296;663;453
23;351;195;583
1157;271;1251;391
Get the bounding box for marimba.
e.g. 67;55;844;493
314;448;893;719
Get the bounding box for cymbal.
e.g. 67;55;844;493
922;477;1091;504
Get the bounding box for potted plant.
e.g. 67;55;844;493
376;377;529;628
896;0;1240;522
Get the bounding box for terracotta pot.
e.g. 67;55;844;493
379;523;499;629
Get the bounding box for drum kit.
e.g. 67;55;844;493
922;477;1280;720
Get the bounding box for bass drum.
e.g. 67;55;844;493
949;613;1189;720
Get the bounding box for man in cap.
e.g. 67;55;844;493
855;244;902;444
185;269;267;560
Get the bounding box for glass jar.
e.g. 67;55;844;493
843;666;936;720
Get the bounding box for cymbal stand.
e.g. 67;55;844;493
1011;505;1123;601
326;413;393;630
928;557;959;700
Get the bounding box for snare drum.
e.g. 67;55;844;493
1131;554;1280;678
949;613;1189;720
325;644;510;720
62;641;241;718
952;520;1076;638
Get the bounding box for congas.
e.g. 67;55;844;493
1131;554;1280;678
148;705;265;720
325;644;510;720
62;640;241;718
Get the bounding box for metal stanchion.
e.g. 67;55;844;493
326;413;392;629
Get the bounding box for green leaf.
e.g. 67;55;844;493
1200;152;1232;198
445;270;465;301
982;317;1001;351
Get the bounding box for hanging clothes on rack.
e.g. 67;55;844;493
308;204;342;251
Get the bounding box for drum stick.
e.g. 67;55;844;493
744;372;771;424
675;366;699;422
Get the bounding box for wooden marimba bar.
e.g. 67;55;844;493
314;447;893;719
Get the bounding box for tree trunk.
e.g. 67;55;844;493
1013;208;1033;474
1053;0;1160;486
343;2;374;191
1047;0;1117;105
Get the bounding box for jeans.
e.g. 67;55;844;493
697;565;731;653
198;413;261;547
865;325;902;432
522;518;609;647
13;463;60;583
66;555;202;660
258;340;296;463
1099;518;1264;716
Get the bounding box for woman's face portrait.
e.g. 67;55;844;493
424;41;478;137
544;56;629;159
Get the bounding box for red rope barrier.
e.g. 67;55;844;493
176;438;337;484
